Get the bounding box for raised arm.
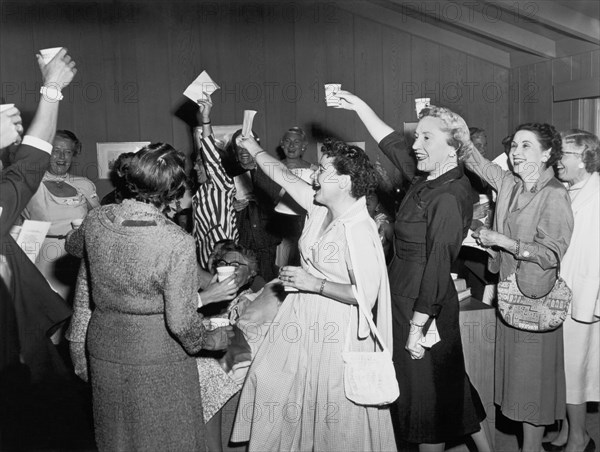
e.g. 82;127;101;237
329;90;394;143
329;90;416;181
0;49;78;237
236;135;314;212
462;142;507;192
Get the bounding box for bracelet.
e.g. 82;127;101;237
255;150;267;158
515;239;520;257
201;120;211;125
40;85;63;101
409;319;425;328
319;279;327;295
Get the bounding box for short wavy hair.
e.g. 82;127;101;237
125;143;188;208
418;106;470;159
55;129;82;156
510;123;563;168
561;129;600;174
320;139;379;199
209;239;259;277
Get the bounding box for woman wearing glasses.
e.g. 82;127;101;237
229;137;395;451
545;130;599;452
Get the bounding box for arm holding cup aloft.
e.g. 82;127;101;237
327;90;394;143
235;135;313;212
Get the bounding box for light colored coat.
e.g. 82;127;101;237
562;172;600;322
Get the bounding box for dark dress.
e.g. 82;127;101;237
379;132;486;444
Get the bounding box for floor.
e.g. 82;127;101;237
1;344;597;452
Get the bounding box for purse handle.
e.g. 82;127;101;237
343;286;391;354
515;258;561;300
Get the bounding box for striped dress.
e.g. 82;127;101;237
231;196;396;451
193;135;239;269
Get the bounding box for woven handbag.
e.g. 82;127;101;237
497;261;572;332
341;288;399;406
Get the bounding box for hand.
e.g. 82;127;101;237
235;135;263;157
200;274;240;305
197;92;212;121
37;47;77;89
0;106;23;149
232;198;250;211
405;325;425;360
278;266;319;292
203;325;234;351
327;90;366;111
472;226;502;248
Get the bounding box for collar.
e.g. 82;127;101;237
523;165;555;193
421;164;464;188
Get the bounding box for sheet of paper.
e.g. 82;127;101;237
241;110;257;137
418;319;441;348
233;173;253;201
17;220;51;263
183;70;220;103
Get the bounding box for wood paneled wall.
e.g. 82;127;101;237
509;49;600;133
0;1;508;197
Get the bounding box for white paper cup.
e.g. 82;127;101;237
0;104;15;113
203;317;231;331
39;47;63;65
216;266;236;282
451;272;458;280
415;97;431;118
324;83;342;102
71;218;83;229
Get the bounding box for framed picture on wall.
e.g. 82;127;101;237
96;142;150;179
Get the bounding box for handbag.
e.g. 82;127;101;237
497;261;572;332
341;288;399;406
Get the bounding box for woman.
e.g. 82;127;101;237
230;137;396;451
544;130;599;452
464;123;573;452
274;126;316;266
65;143;232;451
196;240;260;452
22;130;99;301
330;91;491;451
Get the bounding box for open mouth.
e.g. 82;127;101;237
415;153;428;162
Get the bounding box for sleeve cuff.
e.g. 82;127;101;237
21;135;53;154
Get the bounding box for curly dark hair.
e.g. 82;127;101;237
320;138;379;199
561;129;600;174
511;123;563;168
125;143;188;208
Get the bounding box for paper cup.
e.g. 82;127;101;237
415;97;431;118
39;47;63;65
203;317;231;331
324;83;342;102
216;266;236;282
451;273;458;280
71;218;83;229
0;104;15;113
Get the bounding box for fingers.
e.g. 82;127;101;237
405;344;425;360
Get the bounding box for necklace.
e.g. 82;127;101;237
45;172;69;188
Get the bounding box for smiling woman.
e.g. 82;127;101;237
463;122;574;452
21;130;100;302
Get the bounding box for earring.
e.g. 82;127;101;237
578;162;585;169
449;151;456;158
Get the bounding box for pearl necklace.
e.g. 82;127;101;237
44;172;69;188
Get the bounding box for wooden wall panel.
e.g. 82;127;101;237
510;49;599;134
0;1;509;198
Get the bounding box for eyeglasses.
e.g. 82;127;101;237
216;259;247;268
